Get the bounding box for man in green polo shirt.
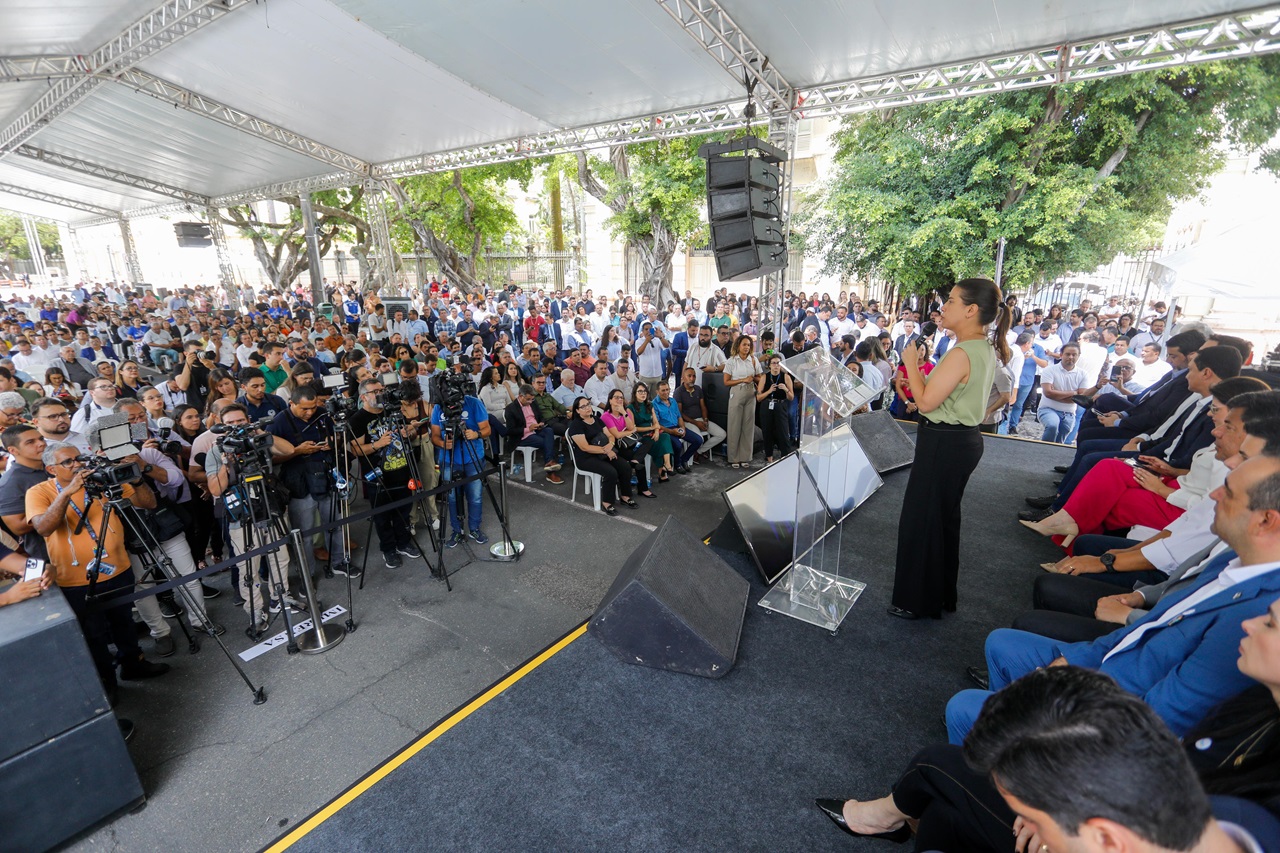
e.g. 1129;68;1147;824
260;341;288;394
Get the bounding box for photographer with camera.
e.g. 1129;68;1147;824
430;361;492;548
172;340;225;409
350;378;423;569
108;401;221;644
267;385;349;578
205;404;301;633
26;442;169;702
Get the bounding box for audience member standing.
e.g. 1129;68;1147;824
723;335;761;469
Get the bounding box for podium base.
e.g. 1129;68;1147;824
758;564;866;632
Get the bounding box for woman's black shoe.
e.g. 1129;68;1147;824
815;799;911;842
602;504;618;516
886;606;919;620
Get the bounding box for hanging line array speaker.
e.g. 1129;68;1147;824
699;137;788;282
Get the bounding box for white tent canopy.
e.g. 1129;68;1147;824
1150;217;1280;299
0;0;1278;227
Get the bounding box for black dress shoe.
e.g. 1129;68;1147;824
886;606;919;620
1053;464;1070;474
965;666;990;689
815;799;912;842
1018;507;1053;522
119;657;171;680
1024;494;1058;509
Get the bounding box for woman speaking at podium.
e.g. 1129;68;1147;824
887;278;1008;620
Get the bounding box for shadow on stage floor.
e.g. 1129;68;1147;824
273;433;1077;853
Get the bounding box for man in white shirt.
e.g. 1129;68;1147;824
634;321;667;388
550;368;580;410
685;324;726;387
612;359;636;401
1128;317;1168;355
1131;342;1173;391
70;378;119;434
1037;342;1091;444
10;338;47;376
582;360;615;408
827;305;857;343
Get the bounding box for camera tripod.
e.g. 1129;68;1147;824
433;410;521;574
342;403;445;588
84;487;266;704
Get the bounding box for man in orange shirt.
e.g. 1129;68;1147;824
27;442;170;699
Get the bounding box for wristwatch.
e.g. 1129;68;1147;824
1100;552;1116;570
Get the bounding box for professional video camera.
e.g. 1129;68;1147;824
84;416;146;498
321;370;359;424
154;416;183;456
213;418;275;478
77;454;142;498
437;361;472;421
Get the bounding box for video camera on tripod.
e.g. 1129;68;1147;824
322;369;359;424
212;418;275;478
84;416;147;499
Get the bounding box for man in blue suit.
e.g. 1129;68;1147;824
951;449;1280;742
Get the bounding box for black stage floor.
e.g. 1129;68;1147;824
256;431;1075;853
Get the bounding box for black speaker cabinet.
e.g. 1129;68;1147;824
590;516;750;678
0;585;144;852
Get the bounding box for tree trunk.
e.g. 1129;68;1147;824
574;148;678;304
385;180;483;294
1074;109;1153;216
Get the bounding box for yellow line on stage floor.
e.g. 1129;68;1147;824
263;622;589;852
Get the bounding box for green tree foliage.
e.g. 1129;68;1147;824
0;213;60;263
798;57;1280;294
574;136;711;307
387;162;532;294
220;187;366;290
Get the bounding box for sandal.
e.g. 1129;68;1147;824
730;463;741;469
602;503;619;516
658;471;670;483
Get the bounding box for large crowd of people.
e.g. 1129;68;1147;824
2;276;1278;851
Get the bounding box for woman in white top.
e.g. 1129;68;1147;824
723;335;762;468
478;365;517;459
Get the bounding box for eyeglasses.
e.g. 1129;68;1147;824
54;458;81;469
37;412;70;420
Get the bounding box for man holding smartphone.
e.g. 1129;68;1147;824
268;385;348;578
0;544;52;608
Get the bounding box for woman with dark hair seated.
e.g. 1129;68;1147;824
600;387;654;502
814;605;1280;851
566;395;633;516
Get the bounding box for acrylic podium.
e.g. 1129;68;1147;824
757;347;883;632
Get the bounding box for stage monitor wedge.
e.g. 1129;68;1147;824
590;516;749;679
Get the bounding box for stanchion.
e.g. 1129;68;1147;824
288;529;345;654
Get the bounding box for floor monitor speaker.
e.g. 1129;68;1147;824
590;516;750;678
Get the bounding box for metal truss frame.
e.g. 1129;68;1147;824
0;181;118;217
118;217;143;283
112;69;372;176
798;8;1280;117
0;55;91;81
653;0;793;113
15;145;210;205
0;0;252;157
6;5;1279;225
205;205;239;295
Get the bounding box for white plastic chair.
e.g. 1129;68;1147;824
509;444;536;483
570;451;603;511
